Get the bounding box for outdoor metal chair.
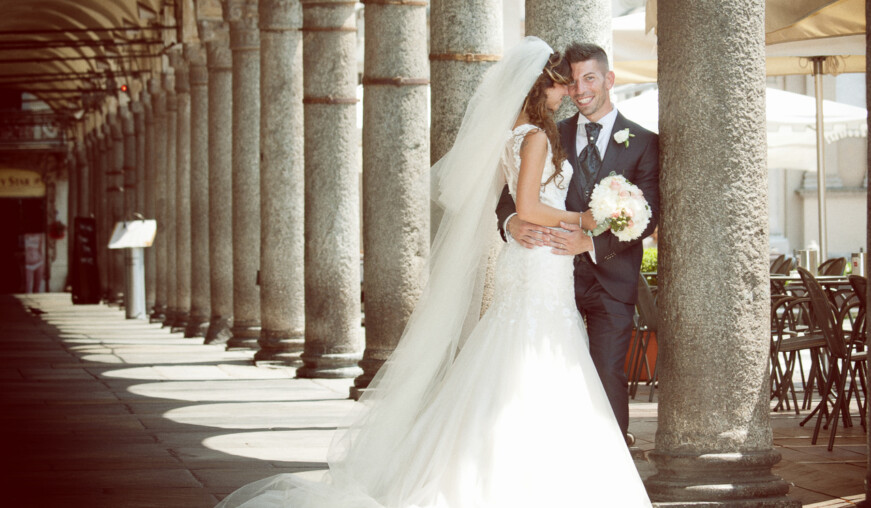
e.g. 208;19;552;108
797;267;866;450
770;294;824;413
818;257;847;276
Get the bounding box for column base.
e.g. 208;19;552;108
205;316;233;345
149;304;167;324
352;354;390;391
297;351;363;379
184;314;210;338
647;450;799;507
162;308;177;328
170;311;190;334
253;329;304;365
226;322;260;350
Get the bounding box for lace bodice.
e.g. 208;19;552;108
500;124;573;211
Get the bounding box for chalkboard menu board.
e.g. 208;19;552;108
71;217;100;304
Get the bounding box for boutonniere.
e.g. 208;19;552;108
613;128;635;148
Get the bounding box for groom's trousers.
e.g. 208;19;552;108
573;258;636;436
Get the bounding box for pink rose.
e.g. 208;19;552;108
610;180;621;191
611;211;620;219
619;190;630;198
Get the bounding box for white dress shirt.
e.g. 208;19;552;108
576;106;619;160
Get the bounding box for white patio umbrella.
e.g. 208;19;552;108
620;0;867;259
616;87;867;172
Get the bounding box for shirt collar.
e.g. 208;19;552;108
577;106;619;132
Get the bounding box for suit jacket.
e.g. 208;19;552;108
496;111;660;304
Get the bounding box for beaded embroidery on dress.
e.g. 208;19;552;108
214;125;651;507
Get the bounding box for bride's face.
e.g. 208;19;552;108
545;84;568;112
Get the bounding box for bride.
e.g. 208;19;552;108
217;36;651;508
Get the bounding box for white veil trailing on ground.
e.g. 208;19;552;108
216;36;554;508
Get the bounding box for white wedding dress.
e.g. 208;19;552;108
216;124;651;508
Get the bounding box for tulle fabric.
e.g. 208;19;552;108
215;37;650;508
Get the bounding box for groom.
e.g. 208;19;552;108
496;42;660;443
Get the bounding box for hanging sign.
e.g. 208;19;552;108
0;169;45;198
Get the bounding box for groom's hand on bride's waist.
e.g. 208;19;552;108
552;222;594;257
506;215;551;249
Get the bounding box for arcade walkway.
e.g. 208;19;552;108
0;293;865;507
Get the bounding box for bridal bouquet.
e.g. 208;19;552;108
587;172;651;242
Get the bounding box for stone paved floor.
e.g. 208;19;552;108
0;293;866;507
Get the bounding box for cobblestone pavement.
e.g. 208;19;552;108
0;293;865;507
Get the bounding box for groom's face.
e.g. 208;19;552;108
569;59;615;123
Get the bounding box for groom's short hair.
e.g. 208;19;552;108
565;42;609;72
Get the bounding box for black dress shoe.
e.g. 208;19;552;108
625;432;636;447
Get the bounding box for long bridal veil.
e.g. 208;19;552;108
216;36;554;508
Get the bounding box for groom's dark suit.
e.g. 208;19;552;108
496;110;659;435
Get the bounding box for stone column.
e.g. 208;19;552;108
76;140;90;217
109;114;125;304
255;0;304;364
225;0;261;350
173;61;193;334
429;0;502;163
353;0;428;395
203;22;234;344
96;125;110;300
185;42;211;338
133;95;146;216
68;145;79;224
164;72;179;327
149;78;168;323
140;89;156;313
646;1;796;506
524;0;611;61
106;116;125;306
122;105;136;220
298;0;362;378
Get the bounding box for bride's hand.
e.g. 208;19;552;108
551;222;593;255
507;215;551;249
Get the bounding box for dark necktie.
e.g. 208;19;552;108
580;122;602;196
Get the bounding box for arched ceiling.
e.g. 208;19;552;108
0;0;176;114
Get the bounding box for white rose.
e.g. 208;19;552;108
613;128;631;144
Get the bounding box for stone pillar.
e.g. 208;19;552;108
173;61;192;334
149;78;168;323
298;0;362;378
76;140;90;217
353;0;428;395
133;96;146;216
255;0;305;364
185;42;211;338
108;114;125;304
96;126;110;300
646;1;796;506
429;0;502;163
225;0;261;350
164;72;179;327
524;0;611;61
141;89;157;313
122;105;136;220
203;22;234;344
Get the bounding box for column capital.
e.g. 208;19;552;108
260;0;302;32
224;0;260;50
185;43;209;87
201;20;232;70
175;64;191;94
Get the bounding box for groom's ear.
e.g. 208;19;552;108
604;70;616;91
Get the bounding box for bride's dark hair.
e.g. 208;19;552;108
523;51;572;187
